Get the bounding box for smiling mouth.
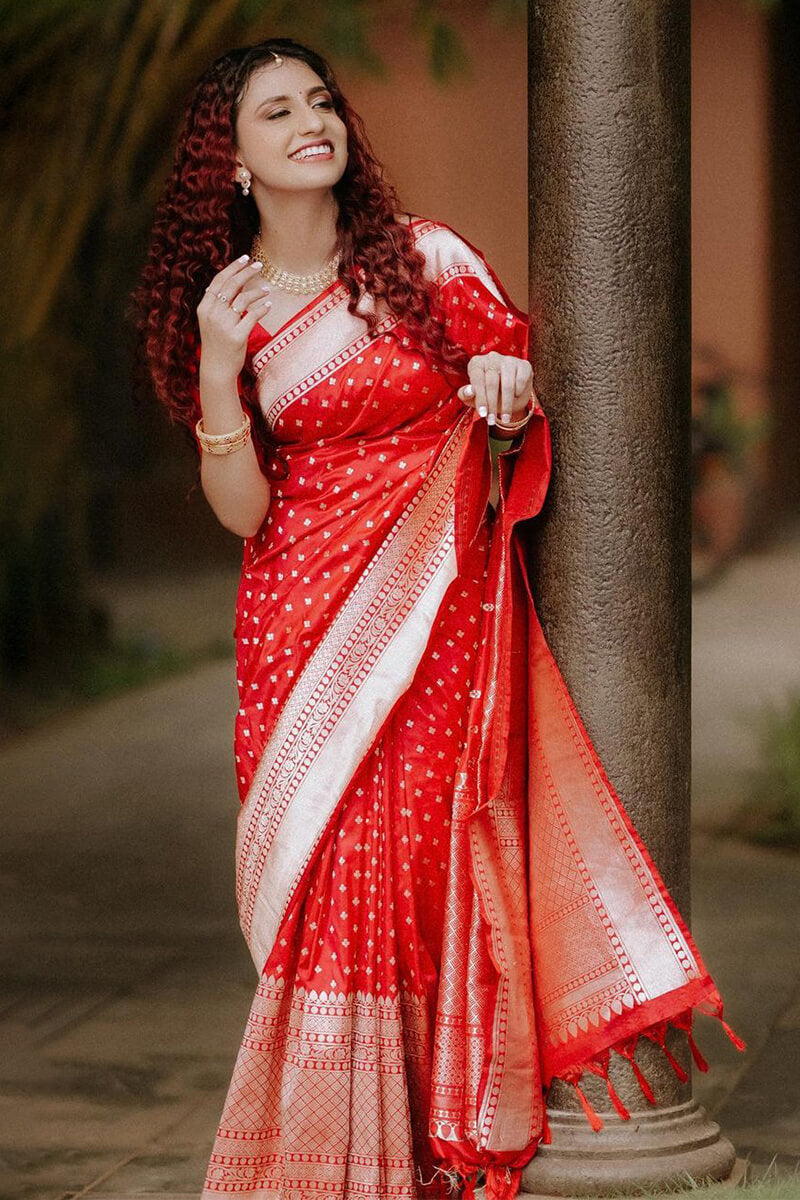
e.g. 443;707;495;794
289;142;334;161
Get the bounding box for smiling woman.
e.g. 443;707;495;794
130;33;744;1200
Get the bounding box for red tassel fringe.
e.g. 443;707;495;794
547;1002;747;1136
485;1166;522;1200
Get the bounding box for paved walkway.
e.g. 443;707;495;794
1;537;798;1199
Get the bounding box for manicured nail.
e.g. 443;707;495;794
260;283;270;292
464;385;475;397
250;260;262;269
237;254;249;262
478;406;487;418
501;412;511;423
487;413;496;425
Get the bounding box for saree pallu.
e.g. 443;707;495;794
201;217;745;1200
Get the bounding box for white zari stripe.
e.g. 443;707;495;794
236;416;471;976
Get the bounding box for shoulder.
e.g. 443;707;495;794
396;212;506;302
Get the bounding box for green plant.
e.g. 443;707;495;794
731;691;800;849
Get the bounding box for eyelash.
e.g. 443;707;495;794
268;100;334;120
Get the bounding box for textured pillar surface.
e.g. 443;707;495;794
522;1;736;1194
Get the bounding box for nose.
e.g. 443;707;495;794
298;103;326;135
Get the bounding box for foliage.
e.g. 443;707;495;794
691;357;770;489
732;691;800;849
0;0;524;693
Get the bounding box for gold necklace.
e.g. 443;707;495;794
251;232;342;295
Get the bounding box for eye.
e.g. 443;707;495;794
267;99;334;120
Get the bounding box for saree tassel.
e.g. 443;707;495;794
431;1166;463;1195
703;993;748;1052
686;1029;710;1071
670;1008;710;1072
456;1165;480;1200
602;1071;632;1121
570;1079;604;1132
719;1015;748;1051
660;1040;689;1082
485;1165;522;1200
639;1019;689;1083
671;1008;714;1075
614;1039;658;1105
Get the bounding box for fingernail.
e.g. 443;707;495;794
238;254;249;262
487;413;496;425
250;260;262;269
260;283;270;292
464;385;474;397
478;406;487;418
501;412;511;423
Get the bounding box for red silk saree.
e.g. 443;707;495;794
201;217;745;1199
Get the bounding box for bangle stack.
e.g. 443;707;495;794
196;410;251;455
489;389;538;440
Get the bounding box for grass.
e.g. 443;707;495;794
0;632;232;742
729;691;800;850
538;1156;799;1197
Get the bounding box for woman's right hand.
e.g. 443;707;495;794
197;254;272;381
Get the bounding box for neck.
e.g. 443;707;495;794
252;188;340;274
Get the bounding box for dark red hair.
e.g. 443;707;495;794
131;36;470;476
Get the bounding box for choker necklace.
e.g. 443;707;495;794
251;232;342;295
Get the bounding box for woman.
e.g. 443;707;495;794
133;36;745;1200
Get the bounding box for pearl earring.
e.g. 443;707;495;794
238;169;251;197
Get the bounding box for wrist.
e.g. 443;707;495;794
199;362;240;391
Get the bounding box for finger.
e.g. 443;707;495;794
499;366;518;424
457;383;476;406
237;279;272;309
239;295;274;334
469;361;489;419
205;256;263;299
481;362;501;425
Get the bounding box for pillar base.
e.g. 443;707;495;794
519;1099;737;1197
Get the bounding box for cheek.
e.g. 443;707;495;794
237;118;283;161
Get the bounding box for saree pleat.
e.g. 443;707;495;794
202;216;745;1199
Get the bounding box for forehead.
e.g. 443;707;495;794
240;58;327;108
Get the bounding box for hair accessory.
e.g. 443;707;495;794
196;410;251;455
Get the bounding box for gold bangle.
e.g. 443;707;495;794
493;396;535;436
196;411;251;455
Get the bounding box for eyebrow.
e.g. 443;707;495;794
255;85;330;111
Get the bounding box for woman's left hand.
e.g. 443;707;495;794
456;351;535;425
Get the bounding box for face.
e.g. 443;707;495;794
233;57;348;195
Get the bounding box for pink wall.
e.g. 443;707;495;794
691;0;771;419
336;5;529;310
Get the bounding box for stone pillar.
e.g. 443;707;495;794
521;2;737;1195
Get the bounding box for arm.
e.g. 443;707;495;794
198;364;271;538
195;255;274;538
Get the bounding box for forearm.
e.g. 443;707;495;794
198;367;271;538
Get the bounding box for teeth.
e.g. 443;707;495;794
291;144;332;160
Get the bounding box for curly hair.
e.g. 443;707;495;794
130;36;471;478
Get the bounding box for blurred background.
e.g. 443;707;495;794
1;1;799;1198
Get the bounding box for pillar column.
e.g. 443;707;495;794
522;2;736;1194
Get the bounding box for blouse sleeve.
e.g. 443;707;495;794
413;218;531;367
